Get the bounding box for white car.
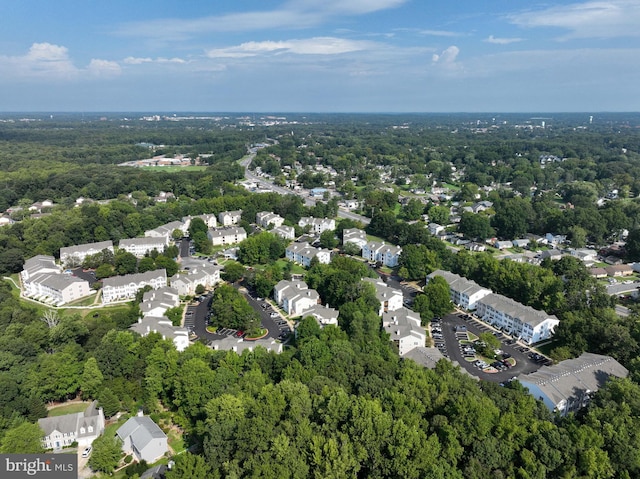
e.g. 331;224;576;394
81;446;92;458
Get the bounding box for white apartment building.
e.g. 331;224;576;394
21;255;59;282
362;277;403;316
427;269;492;310
362;241;402;267
218;210;242;226
170;264;222;296
183;214;218;230
299;304;339;327
382;307;426;356
518;353;628;416
285;242;331;267
59;240;114;267
102;269;167;303
272;225;296;240
475;293;560;344
256;211;285;228
130;316;189;352
342;228;368;250
144;221;186;242
273;280;321;316
298;216;335;235
119;237;167;258
21;255;92;305
207;226;247;246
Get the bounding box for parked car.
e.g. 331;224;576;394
82;446;92;458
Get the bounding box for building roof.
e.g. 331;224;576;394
38;401;102;437
23;255;58;277
478;293;558;328
402;347;447;369
208;226;246;238
130;316;188;340
428;269;490;299
116;416;167;450
382;307;423;339
102;269;167;288
119;237;166;248
362;277;403;303
517;353;628;407
60;240;113;258
34;273;89;291
299;304;339;325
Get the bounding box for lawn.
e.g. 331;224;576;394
535;340;558;356
48;402;90;417
64;294;99;307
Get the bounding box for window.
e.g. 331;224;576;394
80;427;85;434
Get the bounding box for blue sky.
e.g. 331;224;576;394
0;0;638;112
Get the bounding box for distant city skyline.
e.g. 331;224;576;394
0;0;638;112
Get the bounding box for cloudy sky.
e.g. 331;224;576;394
0;0;638;112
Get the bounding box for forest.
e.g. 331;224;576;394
2;113;640;478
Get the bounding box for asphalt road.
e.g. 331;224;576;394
438;312;545;383
179;238;191;258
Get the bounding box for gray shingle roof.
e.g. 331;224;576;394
116;416;166;450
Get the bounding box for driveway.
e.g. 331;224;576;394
439;312;544;382
237;286;291;340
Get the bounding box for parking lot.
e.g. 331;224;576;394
435;312;547;382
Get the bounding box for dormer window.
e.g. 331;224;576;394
80;427;86;434
88;426;93;433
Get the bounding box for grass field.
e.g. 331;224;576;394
48;402;90;417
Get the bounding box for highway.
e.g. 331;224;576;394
240;150;370;225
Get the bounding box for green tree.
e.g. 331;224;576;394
137;256;156;273
0;422;45;453
428;205;450;225
165;453;212;479
80;357;104;400
458;212;494;240
221;261;245;283
319;230;339;249
423;276;453;317
115;251;138;275
88;435;122;473
188;217;208;238
98;387;121;418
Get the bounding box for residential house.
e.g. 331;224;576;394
60;240;114;267
21;255;60;282
21;255;92;305
427;269;492;311
218;210;242;226
476;293;560;344
362;277;403;316
298;217;335;235
465;242;486;252
512;239;530;249
589;267;608;279
102;269;167;304
569;248;598;263
119;237;167;258
342;228;368;250
170;264;222;296
605;264;634;277
402;347;447;369
39;401;105;450
517;353;628;416
272;225;296;240
256;211;285;228
182;214;218;230
144;221;186;243
116;415;168;463
285;242;331;267
428;223;445;235
139;287;180;317
207;226;247;246
494;240;513;250
361;241;402;267
545;233;567;246
382;307;426;356
537;249;564;261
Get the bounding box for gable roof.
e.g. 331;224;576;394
116;416;166;450
38;401;102;437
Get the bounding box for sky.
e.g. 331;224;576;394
0;0;638;112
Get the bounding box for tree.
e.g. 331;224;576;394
401;199;425;221
398;244;441;281
428;205;450;225
319;230;339;249
88;435;122;473
491;197;533;240
115;251;138;275
40;309;60;329
165;453;212;479
95;263;115;279
81;357;104;400
195;284;206;295
221;261;245;283
98;387;121;418
137;256;156;273
0;422;45;453
188;217;207;238
458;212;494;240
423;276;453;317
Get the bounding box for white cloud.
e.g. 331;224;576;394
432;45;459;64
124;56;186;65
509;0;640;39
485;35;523;45
115;0;407;39
206;37;373;58
418;29;461;37
87;59;121;76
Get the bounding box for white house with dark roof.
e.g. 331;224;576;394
21;255;59;282
119;237;167;258
362;241;402;267
39;401;105;450
342;228;368;250
207;226;247;246
475;293;559;344
116;415;168;463
298;216;335;235
285;242;331;267
256;211;285;228
382;307;426;356
21;255;92;305
427;269;492;311
218;210;242;226
362;277;403;316
102;269;167;304
211;337;283;354
517;353;628;416
183;213;217;230
60;240;114;267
